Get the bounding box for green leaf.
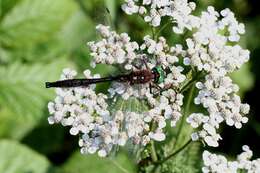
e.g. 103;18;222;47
0;0;20;20
0;60;72;139
58;11;95;52
21;124;66;155
162;142;201;173
0;139;51;173
104;0;116;24
0;108;36;140
0;0;76;48
0;46;11;63
62;151;136;173
5;37;70;63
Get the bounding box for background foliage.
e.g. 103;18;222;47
0;0;259;172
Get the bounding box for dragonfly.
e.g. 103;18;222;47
45;65;171;94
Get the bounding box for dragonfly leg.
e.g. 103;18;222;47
158;83;173;94
140;55;149;69
150;83;173;96
162;66;171;74
149;83;153;94
133;64;141;70
163;83;172;90
150;83;163;96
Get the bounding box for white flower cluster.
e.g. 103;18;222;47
88;24;140;70
47;0;253;161
183;7;250;147
47;69;120;157
88;25;186;146
79;110;129;157
184;7;249;75
187;75;250;147
202;146;260;173
122;0;197;33
47;68;109;134
48;24;188;156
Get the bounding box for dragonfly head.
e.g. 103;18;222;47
152;65;166;84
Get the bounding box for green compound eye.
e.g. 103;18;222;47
153;66;165;84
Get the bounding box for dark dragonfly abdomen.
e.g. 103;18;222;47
45;69;160;88
46;76;122;88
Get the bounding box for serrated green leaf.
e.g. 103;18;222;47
58;11;95;52
0;60;72;139
0;108;36;140
0;139;51;173
0;0;76;48
6;38;69;63
161;142;201;173
62;151;136;173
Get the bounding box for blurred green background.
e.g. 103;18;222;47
0;0;259;173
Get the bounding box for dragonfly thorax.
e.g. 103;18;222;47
152;66;165;84
125;65;165;85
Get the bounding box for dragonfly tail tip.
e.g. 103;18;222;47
45;82;52;88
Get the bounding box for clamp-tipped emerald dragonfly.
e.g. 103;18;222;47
45;65;171;94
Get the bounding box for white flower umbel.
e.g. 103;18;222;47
49;26;187;156
89;26;186;146
79;110;128;157
47;0;253;161
122;0;197;33
47;68;109;134
184;6;250;148
187;75;249;147
184;7;249;76
88;24;140;70
202;146;260;173
48;69;114;156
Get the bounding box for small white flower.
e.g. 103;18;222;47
70;127;79;135
191;132;199;141
202;146;260;173
149;131;166;141
98;149;107;157
47;116;55;124
183;57;191;65
122;0;196;32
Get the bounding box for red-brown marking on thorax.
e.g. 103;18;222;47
129;70;155;85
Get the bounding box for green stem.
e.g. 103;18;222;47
157;139;192;165
150;141;158;162
155;22;171;38
180;78;196;93
180;71;203;93
105;7;115;30
151;139;193;173
151;26;156;40
174;84;195;150
184;84;195;117
150;73;197;172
